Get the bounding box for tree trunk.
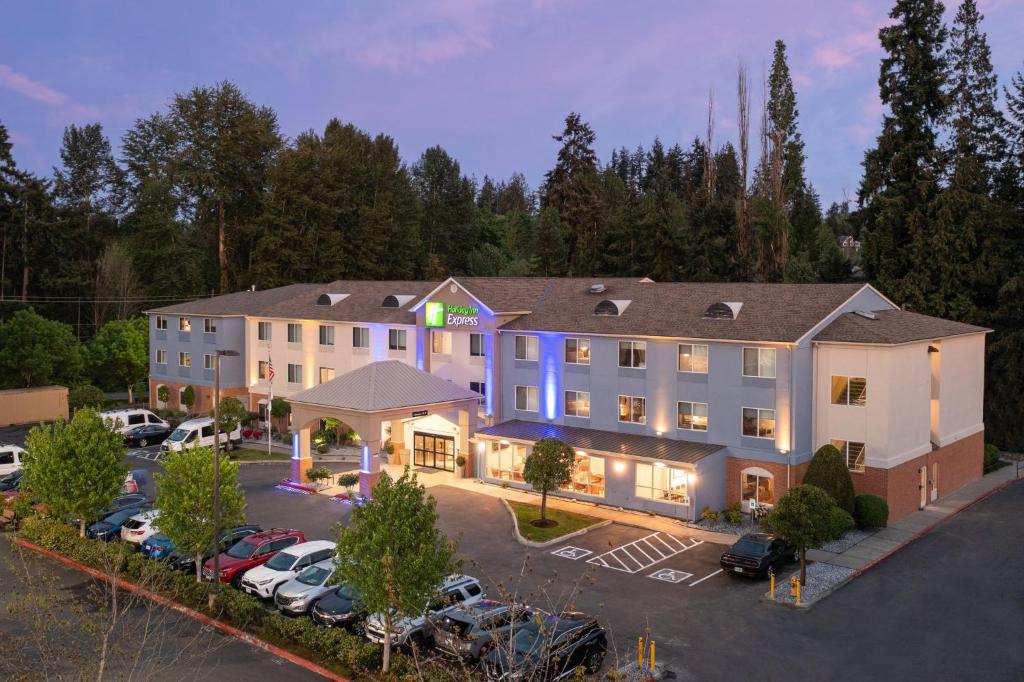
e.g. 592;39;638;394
540;490;548;523
382;627;392;673
79;518;86;538
799;547;807;586
218;197;227;293
195;555;203;583
127;384;134;405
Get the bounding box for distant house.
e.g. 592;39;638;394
838;235;861;258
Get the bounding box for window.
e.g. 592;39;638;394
515;385;539;412
514;335;538;361
389;329;407;351
470;381;486;396
319;367;335;384
287;364;302;384
742;407;776;439
432;330;452;354
560;453;605;497
203;354;214;370
742;471;775;505
635;463;690;504
258;321;271;341
258;361;268;379
678;344;709;373
565;390;591;418
287;323;302;343
486;441;526;481
831;376;867;406
470;333;485;357
155;349;167;364
178;352;191;367
178;317;191;332
742;347;776;378
677;401;708;431
204;318;217;333
831;439;866;472
155;316;167;330
618;395;646;424
318;325;335;346
565;338;591;365
352;327;369;348
618;341;646;368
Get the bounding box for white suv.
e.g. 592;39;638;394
365;574;484;647
240;540;336;599
121;510;160;545
0;444;25;476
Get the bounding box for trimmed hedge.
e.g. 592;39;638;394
983;443;1002;473
802;445;856;513
824;506;855;541
853;494;889;529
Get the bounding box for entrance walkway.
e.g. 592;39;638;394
808;463;1021;570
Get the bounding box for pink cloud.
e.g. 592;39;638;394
0;64;67;106
812;30;879;71
356;31;491;71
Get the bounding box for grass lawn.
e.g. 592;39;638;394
229;447;290;462
507;500;602;542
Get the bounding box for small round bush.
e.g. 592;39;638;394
69;384;105;412
701;506;720;523
825;506;855;540
983;444;1000;469
854;494;889;529
802;444;856;513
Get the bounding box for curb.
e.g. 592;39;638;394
11;537;350;682
760;571;857;610
501;498;613;548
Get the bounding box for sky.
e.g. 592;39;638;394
2;0;1022;206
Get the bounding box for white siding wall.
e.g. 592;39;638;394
934;334;986;446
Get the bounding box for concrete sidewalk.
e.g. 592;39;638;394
808;463;1021;570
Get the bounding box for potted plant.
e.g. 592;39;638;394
455;454;467;479
337;472;359;491
305;466;333;489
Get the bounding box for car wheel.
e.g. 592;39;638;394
230;574;242;590
139;438;148;447
585;646;605;674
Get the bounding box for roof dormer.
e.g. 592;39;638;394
316;293;349;306
703;302;743;319
381;294;417;308
594;300;631;316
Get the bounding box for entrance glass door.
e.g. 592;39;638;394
413;432;455;472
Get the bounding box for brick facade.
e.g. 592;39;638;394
726;456;809;507
148;379;248;416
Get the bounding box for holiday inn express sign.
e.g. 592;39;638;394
424;301;480;327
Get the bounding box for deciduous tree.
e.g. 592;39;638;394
0;309;84;388
522;438;575;525
89;317;148;402
763;484;839;585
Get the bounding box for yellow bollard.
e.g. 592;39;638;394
769;569;775;599
796;579;801;605
649;640;656;669
637;637;643;667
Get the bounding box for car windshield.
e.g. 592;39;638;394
336;584;359;601
226;538;258;559
732;539;769;555
511;622;549;655
297;565;331;586
168;427;190;442
105;509;136;525
264;551;298;571
1;471;22;483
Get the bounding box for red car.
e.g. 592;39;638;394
202;528;306;587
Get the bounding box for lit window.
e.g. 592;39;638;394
178;317;191;332
287;364;302;384
742;347;776;378
618;341;646;369
258;321;271;341
204;318;217;333
486;441;527;481
319;325;335;346
560;453;605;497
742;471;774;505
470;333;485;357
319;367;335;384
178;352;191;367
831;376;867;406
389;329;407;351
565;390;591;418
287;323;302;343
352;327;369;348
565;338;591;365
515;385;539;412
203;354;214;370
155;316;167;330
618;395;646;424
155;349;167;364
678;344;708;373
742;407;775;439
677;401;708;431
514;335;538;361
635;463;690;504
831;439;866;472
432;330;452;354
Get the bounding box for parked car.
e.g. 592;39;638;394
432;600;533;662
96;493;151;519
100;408;169;435
483;611;607;680
120;510;160;545
365;574;484;649
124;424;172;447
310;584;366;630
274;558;338;615
202;528;306;587
240;540;336;599
0;444;25;476
0;469;24;493
86;505;152;541
166;525;262;572
161;417;242;454
720;532;797;578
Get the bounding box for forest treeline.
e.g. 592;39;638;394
0;0;1022;448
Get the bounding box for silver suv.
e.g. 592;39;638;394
365;574;484;647
432;600;533;661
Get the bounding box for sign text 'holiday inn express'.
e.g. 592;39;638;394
424;301;480;328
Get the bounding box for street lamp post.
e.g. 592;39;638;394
210;348;239;609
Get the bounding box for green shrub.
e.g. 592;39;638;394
825;506;855;540
853;494;889;529
701;506;720;523
337;473;359;489
306;466;332;482
216;588;265;629
802;445;856;513
983;444;1001;470
69;384;105;411
723;502;743;525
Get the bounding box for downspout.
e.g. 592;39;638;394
789;343;796;491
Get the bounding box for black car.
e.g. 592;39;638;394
720;532;797;578
86;504;152;541
484;611;606;680
124;424;172;447
166;524;263;572
0;469;24;492
310;584;366;630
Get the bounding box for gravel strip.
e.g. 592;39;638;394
820;527;876;554
687;516;763;536
765;562;855;606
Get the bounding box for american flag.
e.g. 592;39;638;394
267;354;275;384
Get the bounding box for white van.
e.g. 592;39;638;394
100;408;169;435
160;417;242;454
0;444;25;476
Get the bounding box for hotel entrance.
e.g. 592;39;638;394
413;432;456;472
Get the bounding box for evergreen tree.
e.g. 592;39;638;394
476;175;498;212
533;206;568;275
412;146;477;274
496;172;534;215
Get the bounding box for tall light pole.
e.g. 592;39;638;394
210;348;239;609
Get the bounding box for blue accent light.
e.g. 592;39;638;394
361;445;370;474
291;432;300;460
484;332;494;416
540;333;561;421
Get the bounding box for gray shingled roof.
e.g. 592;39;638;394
475;419;725;465
288;361;481;411
813;309;990;345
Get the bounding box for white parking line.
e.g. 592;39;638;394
688;568;723;587
586;533;703;574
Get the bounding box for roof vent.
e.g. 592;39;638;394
381;294;416;308
854;310;878;320
704;302;743;320
589;283;606;294
316;293;349;306
594;299;631;316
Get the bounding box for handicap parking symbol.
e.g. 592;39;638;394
648;568;693;584
551;546;593;560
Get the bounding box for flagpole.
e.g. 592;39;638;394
267;352;273;457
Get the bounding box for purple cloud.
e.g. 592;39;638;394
0;64;67;106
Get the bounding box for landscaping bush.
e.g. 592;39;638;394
825;506;855;540
215;587;265;630
337;473;359;489
306;466;332;484
853;494;889;529
69;384;105;411
701;506;720;523
983;443;1001;472
723;502;743;525
802;445;856;513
